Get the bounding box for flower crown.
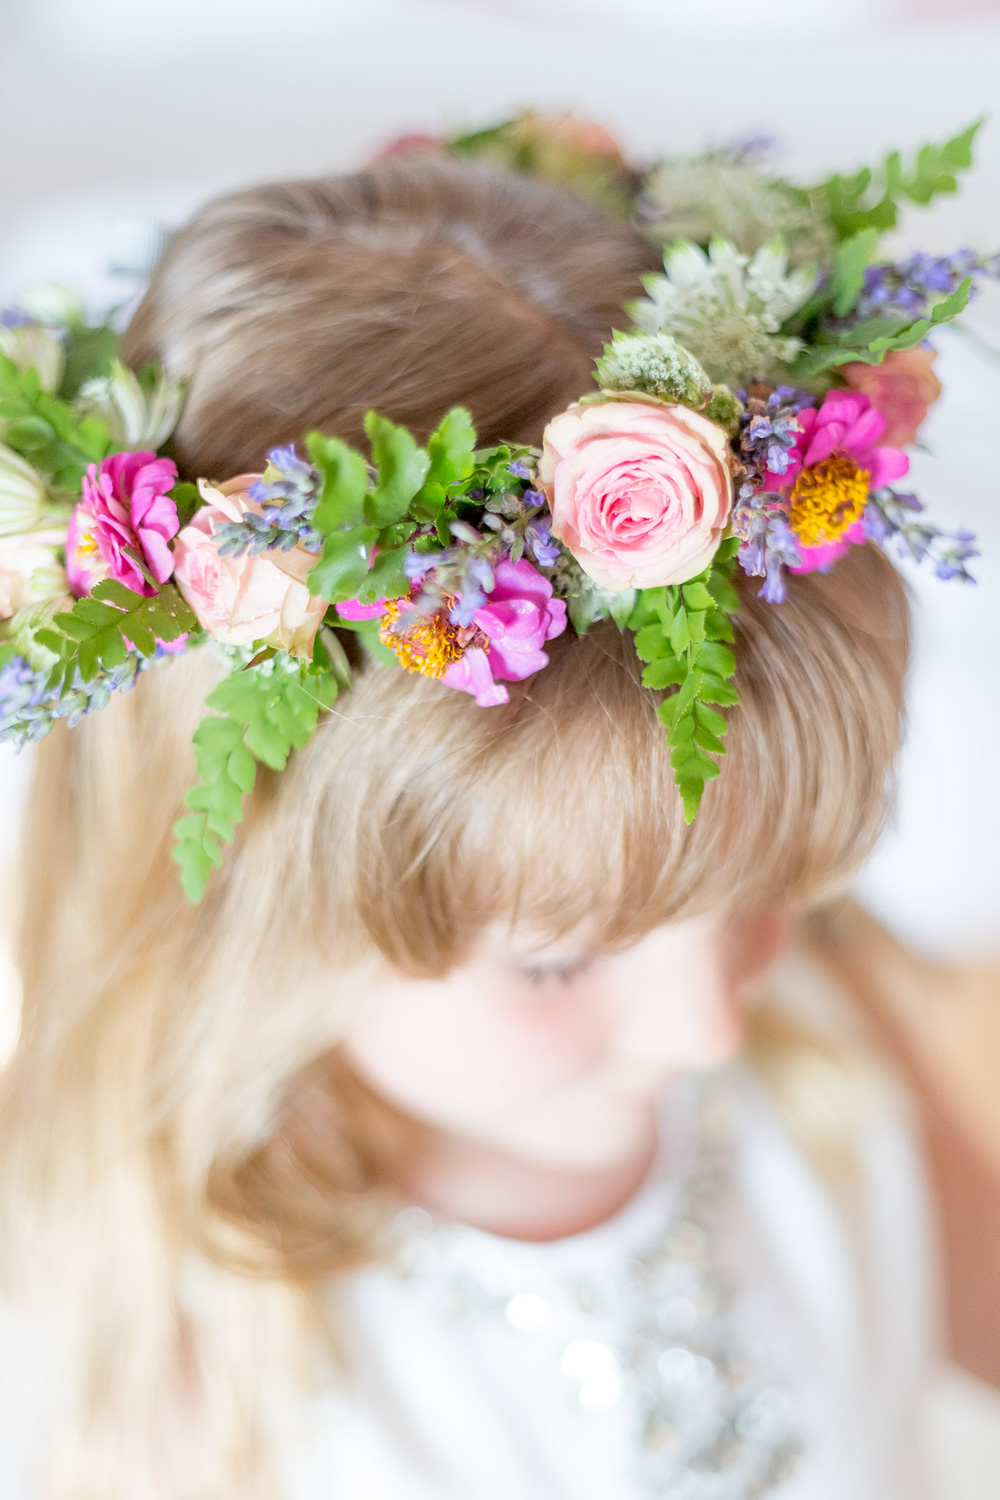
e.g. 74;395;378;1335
0;122;991;900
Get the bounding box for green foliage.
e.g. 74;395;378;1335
629;540;741;822
173;656;339;902
59;322;121;399
307;407;480;605
784;275;973;382
820;120;983;240
0;349;110;494
829;228;880;317
34;579;195;687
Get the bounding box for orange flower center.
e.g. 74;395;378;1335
379;599;464;679
789;453;870;548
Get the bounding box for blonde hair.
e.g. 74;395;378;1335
0;156;909;1497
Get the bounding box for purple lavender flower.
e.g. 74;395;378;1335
507;459;532;480
863;489;978;583
846;249;1000;327
0;656;44;724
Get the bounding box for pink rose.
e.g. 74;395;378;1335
172;478;326;658
539;401;733;590
840;346;942;449
66;451;179;597
442;557;566;707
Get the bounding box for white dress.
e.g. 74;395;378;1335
0;1065;938;1499
282;1066;937;1500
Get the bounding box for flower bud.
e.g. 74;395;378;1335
0;444;48;535
76;359;185;450
0;323;65;394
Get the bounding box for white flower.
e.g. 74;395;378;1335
0;323;65;394
16;282;85;328
0;443;48;535
0;530;69;622
629;236;815;385
76;358;185;450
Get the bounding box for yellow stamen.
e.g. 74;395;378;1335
789;453;870;548
379;599;465;679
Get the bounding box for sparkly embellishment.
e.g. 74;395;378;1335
561;1338;623;1409
389;1080;802;1498
789;452;870;547
504;1291;552;1331
378;598;465;678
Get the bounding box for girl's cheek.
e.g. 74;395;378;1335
342;976;610;1123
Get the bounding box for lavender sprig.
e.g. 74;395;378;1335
864;489;978;582
732;385;812;603
845;249;1000;326
215;445;324;558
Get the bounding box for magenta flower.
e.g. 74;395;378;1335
780;390;909;573
66;451;180;598
442;556;567;707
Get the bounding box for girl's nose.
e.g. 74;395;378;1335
609;953;746;1083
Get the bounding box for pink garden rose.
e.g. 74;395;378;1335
66;451;179;597
840;346;942;450
782;389;909;574
538;401;733;590
442;557;567;707
172;478;326;658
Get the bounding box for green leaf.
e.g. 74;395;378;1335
357;545;409;604
641;657;686;690
173;659;339;901
669;607;689;656
633;622;671;662
364;412;431;526
308;434;370;533
681;581;714;611
413;407;477;519
695;640;736;679
308;526;379;603
830;227;880;317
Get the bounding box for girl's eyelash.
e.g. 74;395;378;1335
520;957;592;987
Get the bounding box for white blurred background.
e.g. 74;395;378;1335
2;0;1000;1489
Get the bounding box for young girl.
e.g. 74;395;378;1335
0;155;936;1498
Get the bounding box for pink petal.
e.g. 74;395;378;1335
137;528;175;584
803;422;845;467
841;405;886;453
442;648;509;707
865;446;909;489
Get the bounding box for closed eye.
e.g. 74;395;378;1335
518;956;594;989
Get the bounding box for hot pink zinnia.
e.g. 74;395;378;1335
66;451;179;598
781;390;909;573
442;557;567;707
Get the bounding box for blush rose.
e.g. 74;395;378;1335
538;400;733;590
172;478;326;658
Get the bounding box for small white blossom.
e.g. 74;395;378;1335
16;282;85;328
76;358;185;450
0;443;48;535
0;324;65;394
595;331;712;407
630;236;815;385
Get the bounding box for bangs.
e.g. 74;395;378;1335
301;544;907;977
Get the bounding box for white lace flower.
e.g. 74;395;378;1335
76;358;185;450
629;236;815;385
0;324;65;395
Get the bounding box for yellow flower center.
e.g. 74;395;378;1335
379;599;465;679
789;453;870;548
